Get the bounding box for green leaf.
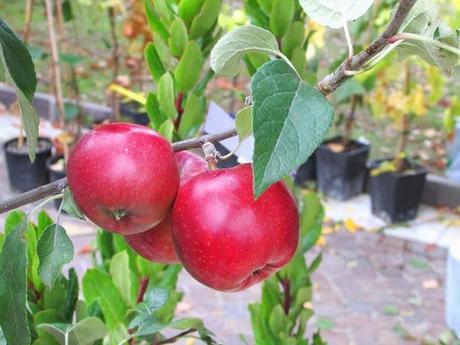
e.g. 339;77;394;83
4;210;26;236
62;0;73;22
235;106;253;143
308;253;322;274
143;288;169;312
0;220;29;345
38;317;107;345
175;41;203;92
396;2;460;76
82;269;128;330
158;72;177;120
178;93;206;138
269;0;295;38
168;18;188;57
189;0;221;39
110;251;136;306
300;192;325;253
210;25;279;77
62;188;85;220
409;257;429;270
0;18;36;100
0;20;39;161
146;92;167;130
178;0;206;27
158;120;175;141
44;278;67;313
268;305;287;337
37;211;54;237
64;269;79;322
34;309;64;345
299;0;374;29
144;0;169;41
251;60;334;197
37;224;74;288
144;43;166;82
281;22;306;59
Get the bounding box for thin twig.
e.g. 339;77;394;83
156;329;196;345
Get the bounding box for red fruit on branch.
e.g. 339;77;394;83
67;123;179;235
172;163;299;292
126;151;207;263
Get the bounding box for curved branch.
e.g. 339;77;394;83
317;0;417;95
0;0;418;215
0;128;238;215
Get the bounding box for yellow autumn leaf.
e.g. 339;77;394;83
316;236;327;247
344;218;359;233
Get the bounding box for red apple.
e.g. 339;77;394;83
172;163;299;292
125;150;207;263
125;216;178;264
67;123;179;235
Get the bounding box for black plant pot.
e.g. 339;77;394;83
316;137;370;200
120;101;149;126
369;159;427;223
4;137;52;192
46;155;66;210
294;152;317;186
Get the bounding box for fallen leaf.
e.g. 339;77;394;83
344;218;360;233
409;257;430;270
393;322;416;340
316;318;336;330
408;295;423;307
383;304;399;316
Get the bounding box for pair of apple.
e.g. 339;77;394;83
67;123;299;291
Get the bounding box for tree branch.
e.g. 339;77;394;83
317;0;417;95
0;129;238;215
0;0;417;215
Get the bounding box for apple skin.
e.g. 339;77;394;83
67;123;179;235
172;163;299;292
125;150;207;263
125;216;178;264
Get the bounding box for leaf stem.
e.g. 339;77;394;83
343;20;354;60
392;32;460;56
28;193;64;220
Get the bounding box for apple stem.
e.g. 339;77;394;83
202;141;219;171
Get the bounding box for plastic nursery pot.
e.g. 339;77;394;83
316;136;370;201
46;155;66;210
4;137;52;192
294;151;317;186
120;101;149;126
369;159;427;223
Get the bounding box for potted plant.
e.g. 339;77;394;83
316;78;370;200
4;135;52;192
368;63;429;223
